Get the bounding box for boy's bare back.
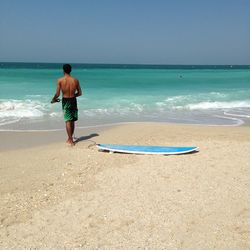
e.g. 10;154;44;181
58;76;81;98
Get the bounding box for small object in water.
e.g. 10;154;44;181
51;98;60;103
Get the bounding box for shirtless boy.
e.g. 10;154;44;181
51;64;82;145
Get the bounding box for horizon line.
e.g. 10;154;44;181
1;61;250;67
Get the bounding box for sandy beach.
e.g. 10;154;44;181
0;122;250;249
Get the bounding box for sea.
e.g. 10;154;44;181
0;62;250;131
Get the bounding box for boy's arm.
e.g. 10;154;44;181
51;80;61;103
74;79;82;97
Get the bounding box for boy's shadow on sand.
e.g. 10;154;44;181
74;133;99;144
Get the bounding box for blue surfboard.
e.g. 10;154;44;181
97;144;199;155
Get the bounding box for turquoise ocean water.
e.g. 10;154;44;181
0;63;250;130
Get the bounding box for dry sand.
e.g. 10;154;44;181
0;122;250;249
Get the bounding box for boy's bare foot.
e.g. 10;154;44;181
66;139;75;146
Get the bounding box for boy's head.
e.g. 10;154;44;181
63;64;72;74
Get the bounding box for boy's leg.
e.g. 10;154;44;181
72;121;75;137
65;121;74;145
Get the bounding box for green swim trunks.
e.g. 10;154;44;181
62;97;78;122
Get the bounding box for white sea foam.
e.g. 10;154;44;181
181;100;250;110
25;95;43;98
0;100;46;118
164;95;190;104
213;115;244;126
223;111;250;118
0;118;21;126
49;112;62;117
1;96;250;130
81;103;145;117
161;92;228;106
0;99;49;127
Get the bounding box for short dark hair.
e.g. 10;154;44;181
63;64;72;74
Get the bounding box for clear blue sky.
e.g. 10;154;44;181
0;0;250;64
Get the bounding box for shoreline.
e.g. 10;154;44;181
0;120;250;152
1;112;249;131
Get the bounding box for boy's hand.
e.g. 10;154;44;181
51;98;60;104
